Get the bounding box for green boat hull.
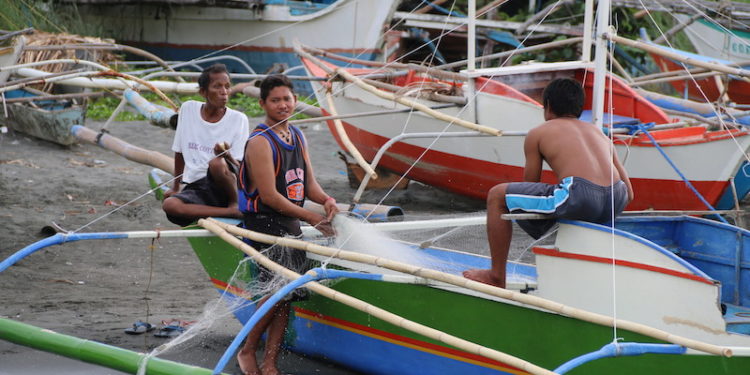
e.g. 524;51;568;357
188;234;750;374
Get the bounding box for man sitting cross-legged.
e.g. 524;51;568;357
162;63;250;226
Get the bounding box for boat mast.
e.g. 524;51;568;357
581;0;595;61
591;0;611;128
466;0;477;123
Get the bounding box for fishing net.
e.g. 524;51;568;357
137;211;553;371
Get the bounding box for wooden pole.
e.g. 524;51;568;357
72;125;175;175
607;33;750;84
324;91;378;179
435;37;583;70
208;218;733;357
199;219;558;375
334;68;501;136
296;43;467;82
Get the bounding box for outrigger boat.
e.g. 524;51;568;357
3;1;750;374
64;0;399;79
297;46;750;211
4;212;750;374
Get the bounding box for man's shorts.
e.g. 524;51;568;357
505;176;629;239
242;213;310;301
165;162;238;226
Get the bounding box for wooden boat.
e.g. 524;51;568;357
186;214;750;374
66;0;398;78
299;55;750;211
0;88;85;146
677;14;750;64
643;38;750;105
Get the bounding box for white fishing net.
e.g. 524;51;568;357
136;211;554;371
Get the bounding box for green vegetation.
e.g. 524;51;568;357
86;92;316;121
0;0;103;36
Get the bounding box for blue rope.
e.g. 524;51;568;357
212;268;382;375
632;123;729;224
555;342;686;373
419;0;465;17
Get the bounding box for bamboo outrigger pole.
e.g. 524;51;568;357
606;33;750;84
324;91;377;179
208;218;733;358
199;219;558;375
330;66;501;136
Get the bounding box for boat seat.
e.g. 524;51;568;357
501;213;553;221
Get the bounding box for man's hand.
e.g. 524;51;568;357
323;197;339;222
163;188;177;199
213;142;231;156
305;213;335;237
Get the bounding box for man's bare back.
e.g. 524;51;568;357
527;117;622;187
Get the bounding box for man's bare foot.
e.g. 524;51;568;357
260;364;282;375
463;269;505;288
236;348;261;375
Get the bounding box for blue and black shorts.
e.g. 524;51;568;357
505;176;629;239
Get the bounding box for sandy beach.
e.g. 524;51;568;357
0;116;524;374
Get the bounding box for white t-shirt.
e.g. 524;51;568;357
171;100;250;184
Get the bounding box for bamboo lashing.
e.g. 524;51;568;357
208;218;733;357
199;219;557;375
333;68;502;136
324;91;377;179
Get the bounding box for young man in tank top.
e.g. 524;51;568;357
162;64;250;226
463;78;634;288
236;74;338;375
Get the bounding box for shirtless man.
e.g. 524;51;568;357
162;64;249;226
463;78;634;288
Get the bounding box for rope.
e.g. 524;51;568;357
634;123;729;224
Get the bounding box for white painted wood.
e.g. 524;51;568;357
76;0;397;51
537;222;750;346
678;15;750;63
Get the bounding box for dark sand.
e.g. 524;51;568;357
2;117;541;374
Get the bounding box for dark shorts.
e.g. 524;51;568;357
242;213;310;300
165;162;238;226
505;176;629;239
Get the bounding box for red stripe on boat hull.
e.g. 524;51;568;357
532;247;715;285
328;118;729;211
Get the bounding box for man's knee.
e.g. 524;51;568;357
162;196;183;215
487;183;509;209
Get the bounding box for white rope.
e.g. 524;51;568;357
638;0;750;167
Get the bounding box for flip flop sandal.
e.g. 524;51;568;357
124;320;154;335
154;324;185;338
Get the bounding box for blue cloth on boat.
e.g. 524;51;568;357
505;176;629;239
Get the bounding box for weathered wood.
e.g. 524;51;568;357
0;90;109;103
324;91;378;179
